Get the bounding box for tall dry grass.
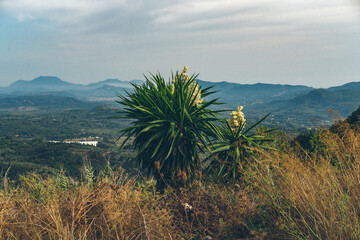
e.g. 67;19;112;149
0;169;257;239
166;181;258;239
0;171;178;239
246;123;360;239
2;123;360;239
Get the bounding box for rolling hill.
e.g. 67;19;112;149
0;95;99;110
1;75;360;132
0;76;138;101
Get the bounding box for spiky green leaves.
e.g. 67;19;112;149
117;68;220;185
209;109;273;180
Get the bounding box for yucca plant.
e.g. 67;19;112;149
117;67;221;187
209;107;273;180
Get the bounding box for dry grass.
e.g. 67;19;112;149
0;170;257;239
0;171;178;240
246;123;360;239
2;123;360;239
167;181;258;239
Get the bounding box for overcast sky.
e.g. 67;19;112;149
0;0;359;87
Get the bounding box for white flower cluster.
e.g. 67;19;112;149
228;106;245;131
181;65;190;82
170;83;175;95
170;66;203;105
183;202;193;211
189;82;204;106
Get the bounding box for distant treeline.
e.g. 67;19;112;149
0;106;131;140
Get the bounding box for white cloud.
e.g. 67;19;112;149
16;13;36;22
4;0;359;33
151;0;358;29
4;0;356;61
3;0;359;50
1;0;359;87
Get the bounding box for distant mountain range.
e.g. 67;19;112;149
195;80;360;131
197;80;313;106
0;76;141;101
1;76;359;132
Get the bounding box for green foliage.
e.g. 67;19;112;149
0;105;129;140
346;106;360;125
0;137;83;178
209;112;274;180
117;68;221;185
0;137;127;180
82;162;95;187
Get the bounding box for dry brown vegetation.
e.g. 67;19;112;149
245;122;360;239
1;122;360;239
0;172;179;239
0;170;257;239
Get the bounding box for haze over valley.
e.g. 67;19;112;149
1;76;359;136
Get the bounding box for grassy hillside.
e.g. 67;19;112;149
0;119;360;239
1;68;360;239
0;95;98;110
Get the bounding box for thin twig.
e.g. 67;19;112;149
138;205;151;240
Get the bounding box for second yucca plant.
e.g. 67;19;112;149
117;67;220;186
209;107;273;180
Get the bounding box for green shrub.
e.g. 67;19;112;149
209;107;273;180
117;67;220;187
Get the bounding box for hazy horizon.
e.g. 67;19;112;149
0;74;357;89
1;0;360;88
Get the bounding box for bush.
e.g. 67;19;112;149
117;67;220;187
208;107;273;180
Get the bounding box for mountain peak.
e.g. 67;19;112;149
328;81;360;91
97;79;122;84
31;76;69;85
88;79;144;88
10;76;71;87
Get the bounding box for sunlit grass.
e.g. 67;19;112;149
2;122;360;239
245;123;360;239
0;168;257;239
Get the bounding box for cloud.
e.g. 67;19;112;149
2;0;359;87
3;0;359;51
4;0;358;64
151;0;358;31
3;0;167;34
4;0;359;37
